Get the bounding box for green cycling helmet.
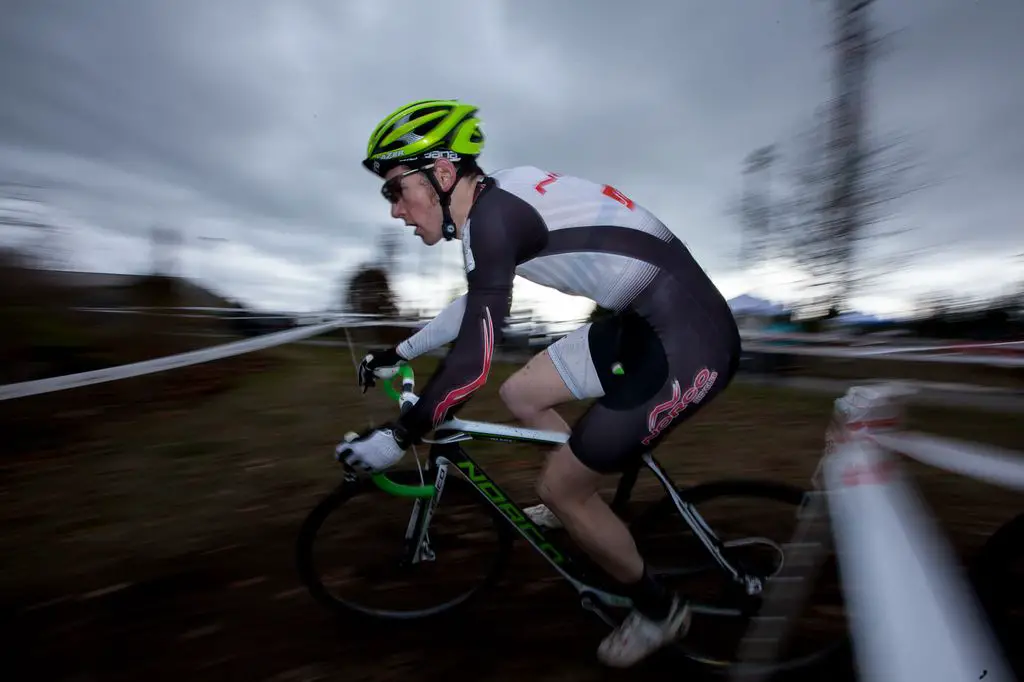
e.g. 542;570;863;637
362;99;485;177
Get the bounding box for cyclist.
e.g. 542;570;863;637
337;99;742;668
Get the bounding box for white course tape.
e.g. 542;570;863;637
75;309;301;320
3;311;1019;401
742;330;1024;349
819;339;1024;356
0;318;374;401
742;342;1024;367
74;306;413;319
870;431;1024;492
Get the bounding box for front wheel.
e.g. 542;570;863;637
629;479;850;677
296;469;514;622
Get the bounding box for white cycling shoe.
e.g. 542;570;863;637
526;504;690;666
597;595;692;668
523;503;564;529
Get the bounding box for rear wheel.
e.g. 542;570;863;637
629;479;849;676
296;470;514;621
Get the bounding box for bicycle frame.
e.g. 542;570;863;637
363;364;765;621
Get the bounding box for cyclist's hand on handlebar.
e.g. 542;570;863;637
335;424;408;474
356;347;406;394
336;422;413;473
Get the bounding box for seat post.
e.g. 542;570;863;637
610;454;644;514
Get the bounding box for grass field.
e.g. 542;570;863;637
2;344;1021;681
791;353;1024;389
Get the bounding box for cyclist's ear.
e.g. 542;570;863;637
433;159;458;192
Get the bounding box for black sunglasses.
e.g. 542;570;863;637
380;163;436;204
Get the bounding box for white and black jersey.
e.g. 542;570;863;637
395;166;741;470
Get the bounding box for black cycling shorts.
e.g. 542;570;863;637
546;277;741;474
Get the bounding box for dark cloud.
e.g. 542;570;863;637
0;0;1020;314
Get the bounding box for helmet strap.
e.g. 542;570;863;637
423;165;468;241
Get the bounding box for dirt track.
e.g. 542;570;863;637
8;517;753;682
2;347;1022;681
7;523;627;682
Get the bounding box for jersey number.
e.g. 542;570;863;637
533;172;635;210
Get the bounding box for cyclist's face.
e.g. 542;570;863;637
383;165;443;245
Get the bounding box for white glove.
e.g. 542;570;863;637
335;428;405;474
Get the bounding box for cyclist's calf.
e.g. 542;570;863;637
536;445;646;583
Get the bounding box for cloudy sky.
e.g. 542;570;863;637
1;0;1022;319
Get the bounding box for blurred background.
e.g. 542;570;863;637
1;1;1022;681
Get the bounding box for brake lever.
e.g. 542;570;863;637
399;391;418;416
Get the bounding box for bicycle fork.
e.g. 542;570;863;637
400;461;450;566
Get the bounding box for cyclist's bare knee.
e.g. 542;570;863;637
499;349;574;422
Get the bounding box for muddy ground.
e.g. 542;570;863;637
2;346;1021;681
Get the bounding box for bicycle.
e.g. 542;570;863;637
296;364;848;676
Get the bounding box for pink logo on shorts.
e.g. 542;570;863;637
642;367;718;445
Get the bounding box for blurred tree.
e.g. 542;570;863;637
0;180;68;269
344;264;399;317
337;225;409;317
738;145;777;270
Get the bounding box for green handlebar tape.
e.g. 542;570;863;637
380;363;414;403
369;364;433;498
372;471;434;498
